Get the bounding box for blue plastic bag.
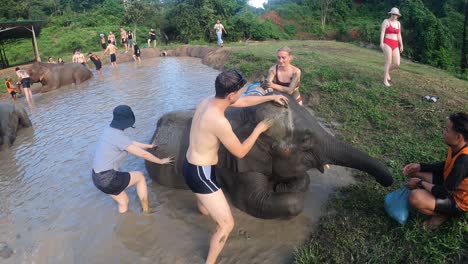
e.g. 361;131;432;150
384;186;410;224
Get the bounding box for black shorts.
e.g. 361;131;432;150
134;53;140;57
21;78;30;88
432;172;465;216
92;169;131;195
101;43;107;49
9;91;16;97
150;35;156;41
434;196;465;217
110;54;116;62
183;159;219;194
95;62;102;70
121;38;127;44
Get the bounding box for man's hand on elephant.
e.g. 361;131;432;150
272;95;288;107
159;157;174;165
402;163;421;176
256;118;274;133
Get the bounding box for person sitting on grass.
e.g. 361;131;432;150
403;112;468;229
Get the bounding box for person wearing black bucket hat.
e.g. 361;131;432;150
92;105;173;213
183;69;288;264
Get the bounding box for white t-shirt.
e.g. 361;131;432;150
214;23;224;33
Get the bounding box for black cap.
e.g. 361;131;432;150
110;105;135;130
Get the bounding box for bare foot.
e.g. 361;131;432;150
384;81;392;87
141;198;150;213
423;215;447;230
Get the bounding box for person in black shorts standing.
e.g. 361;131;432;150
87;52;102;76
132;42;141;62
147;28;157;48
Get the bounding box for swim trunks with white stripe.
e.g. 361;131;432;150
183;158;220;194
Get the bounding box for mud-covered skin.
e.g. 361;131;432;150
146;95;393;219
28;62;93;92
0;103;32;148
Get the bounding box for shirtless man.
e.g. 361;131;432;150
103;40;118;67
184;69;288;264
120;28;128;53
108;31;116;46
72;49;86;66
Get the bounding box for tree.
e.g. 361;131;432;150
320;0;335;30
462;0;468;72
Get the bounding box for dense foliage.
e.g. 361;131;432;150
0;0;466;74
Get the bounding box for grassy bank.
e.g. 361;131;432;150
225;40;468;263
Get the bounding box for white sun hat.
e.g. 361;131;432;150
388;7;402;17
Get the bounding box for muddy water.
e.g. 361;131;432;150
0;57;354;264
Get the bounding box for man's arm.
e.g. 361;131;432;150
431;155;468;199
230;94;288;108
215;118;271;159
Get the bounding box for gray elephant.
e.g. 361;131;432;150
146;96;393;219
28;62;93;92
0;102;32;147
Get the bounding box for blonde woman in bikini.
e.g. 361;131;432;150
265;46;303;105
380;7;403;87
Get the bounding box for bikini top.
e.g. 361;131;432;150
385;21;400;34
274;64;300;88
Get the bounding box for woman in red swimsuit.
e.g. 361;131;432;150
380;7;403;87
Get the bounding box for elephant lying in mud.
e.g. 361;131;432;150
28;62;93;92
146;95;394;219
0;103;32;148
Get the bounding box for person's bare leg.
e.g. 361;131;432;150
197;198;209;215
110;191;130;213
423;215;448;230
196;190;234;264
383;45;393;86
127;171;149;213
389;48;401;75
412;172;433;183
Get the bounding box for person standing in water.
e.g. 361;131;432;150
132;42;141;62
265;46;303;106
184;69;288;264
380;7;403;87
87;52;103;76
15;67;33;104
103;40;118;67
92;105;173;213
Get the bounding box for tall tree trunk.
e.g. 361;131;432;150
461;0;468;73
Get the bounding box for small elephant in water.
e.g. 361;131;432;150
0;102;32;148
28;62;93;92
146;96;393;219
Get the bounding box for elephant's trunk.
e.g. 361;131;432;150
320;135;394;187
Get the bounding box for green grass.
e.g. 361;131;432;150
225;40;468;263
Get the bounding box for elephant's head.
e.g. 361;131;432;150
28;62;56;83
226;95;393;187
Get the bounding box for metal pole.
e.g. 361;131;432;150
31;25;41;62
